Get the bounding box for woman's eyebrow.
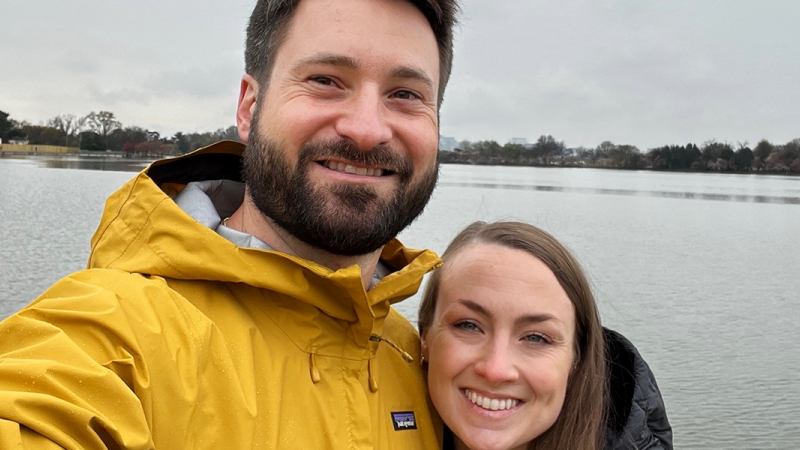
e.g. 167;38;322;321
457;299;492;318
457;299;561;327
515;313;560;327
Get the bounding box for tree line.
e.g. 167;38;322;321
3;108;798;173
443;135;800;174
0;109;240;157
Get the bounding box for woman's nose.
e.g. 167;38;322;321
473;342;519;385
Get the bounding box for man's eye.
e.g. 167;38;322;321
523;333;550;345
454;321;480;332
309;76;335;86
392;90;421;100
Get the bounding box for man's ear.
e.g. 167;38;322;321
236;74;259;143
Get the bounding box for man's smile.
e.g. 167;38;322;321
319;159;394;177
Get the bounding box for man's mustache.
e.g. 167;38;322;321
297;139;414;182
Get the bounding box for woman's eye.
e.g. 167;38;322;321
454;321;480;332
392;89;421;100
524;333;550;345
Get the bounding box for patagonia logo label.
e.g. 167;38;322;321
391;411;417;431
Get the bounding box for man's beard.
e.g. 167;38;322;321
242;128;438;256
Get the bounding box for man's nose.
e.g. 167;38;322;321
334;87;393;151
473;341;519;385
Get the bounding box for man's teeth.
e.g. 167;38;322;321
323;161;384;177
464;389;519;411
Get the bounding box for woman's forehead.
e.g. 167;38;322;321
438;243;576;327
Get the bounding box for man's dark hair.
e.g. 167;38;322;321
245;0;460;105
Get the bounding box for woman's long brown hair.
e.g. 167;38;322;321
419;221;607;450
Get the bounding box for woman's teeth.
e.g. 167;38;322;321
464;389;519;411
323;161;384;177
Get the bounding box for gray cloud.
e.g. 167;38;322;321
144;65;243;99
2;0;798;148
440;0;800;148
61;53;101;75
86;85;150;107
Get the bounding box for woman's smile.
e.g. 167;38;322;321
462;389;521;412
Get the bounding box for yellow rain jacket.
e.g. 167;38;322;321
0;142;443;449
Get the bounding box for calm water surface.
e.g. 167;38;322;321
1;155;799;449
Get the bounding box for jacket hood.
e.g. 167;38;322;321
87;141;442;340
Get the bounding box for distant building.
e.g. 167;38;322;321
439;136;457;152
509;137;534;149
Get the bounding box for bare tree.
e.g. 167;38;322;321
596;140;616;157
47;114;85;146
533;135;566;164
84;111;121;137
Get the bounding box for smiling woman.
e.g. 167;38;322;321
418;221;607;450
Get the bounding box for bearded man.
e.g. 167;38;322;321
0;0;459;447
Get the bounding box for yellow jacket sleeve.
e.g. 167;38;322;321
0;270;188;450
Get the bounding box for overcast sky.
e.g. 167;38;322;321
2;0;798;149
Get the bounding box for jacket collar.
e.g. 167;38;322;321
88;141;442;344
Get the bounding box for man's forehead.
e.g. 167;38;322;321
276;0;439;69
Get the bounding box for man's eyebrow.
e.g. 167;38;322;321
389;66;434;90
293;53;434;91
295;53;359;70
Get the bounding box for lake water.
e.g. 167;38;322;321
1;155;799;449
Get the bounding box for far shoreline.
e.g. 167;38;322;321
3;151;798;178
438;159;800;178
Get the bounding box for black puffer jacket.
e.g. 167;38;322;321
604;328;673;450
